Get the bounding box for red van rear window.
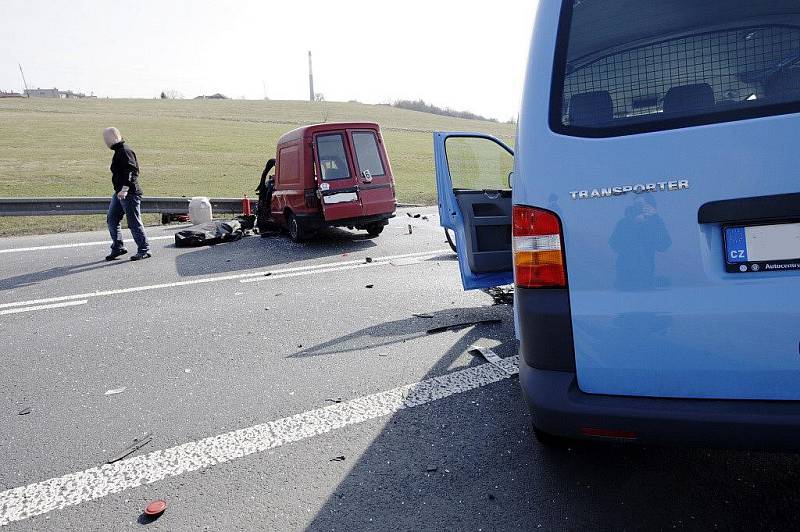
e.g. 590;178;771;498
316;134;351;181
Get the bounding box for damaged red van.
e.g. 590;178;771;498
258;122;397;241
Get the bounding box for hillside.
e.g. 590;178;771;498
0;98;515;235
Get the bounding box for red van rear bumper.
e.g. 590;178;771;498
296;212;394;229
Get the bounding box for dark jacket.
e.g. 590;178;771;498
110;141;142;195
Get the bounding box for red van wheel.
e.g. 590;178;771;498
366;224;384;237
287;213;306;242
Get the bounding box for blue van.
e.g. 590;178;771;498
436;0;800;449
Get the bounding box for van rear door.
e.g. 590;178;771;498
533;0;800;400
314;132;362;221
349;129;395;217
434;132;514;290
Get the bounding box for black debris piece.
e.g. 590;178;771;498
488;493;496;500
106;433;153;464
413;214;421;218
406;212;412;217
413;313;434;319
325;398;343;403
174;220;243;247
426;319;502;335
330;456;346;462
483;286;515;305
365;284;374;289
18;407;31;416
264;272;272;277
422;216;429;221
426;466;438;472
365;257;373;263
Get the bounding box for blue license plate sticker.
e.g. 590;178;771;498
724;222;800;273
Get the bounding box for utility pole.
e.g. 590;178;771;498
308;51;315;102
18;63;29;96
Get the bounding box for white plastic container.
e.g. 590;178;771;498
188;197;213;225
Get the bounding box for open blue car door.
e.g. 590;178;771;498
434;132;515;290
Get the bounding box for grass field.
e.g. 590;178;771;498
0;98;515;236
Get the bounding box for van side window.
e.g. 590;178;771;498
552;0;800;136
316;134;351;181
352;132;386;177
445;137;514;191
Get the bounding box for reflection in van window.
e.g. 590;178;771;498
445;137;513;191
352;132;385;177
555;0;800;133
316;134;351;181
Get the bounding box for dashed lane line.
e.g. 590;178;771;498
0;355;519;527
0;249;449;310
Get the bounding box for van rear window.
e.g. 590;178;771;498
352;132;386;177
552;0;800;137
316;134;351;181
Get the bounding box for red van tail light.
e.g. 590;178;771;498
513;206;567;288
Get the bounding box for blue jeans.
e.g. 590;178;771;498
107;193;150;254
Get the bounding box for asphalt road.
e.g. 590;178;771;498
2;207;800;531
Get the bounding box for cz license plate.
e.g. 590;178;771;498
724;222;800;273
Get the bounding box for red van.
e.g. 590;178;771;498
260;122;397;241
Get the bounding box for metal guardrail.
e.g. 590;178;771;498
0;197;255;217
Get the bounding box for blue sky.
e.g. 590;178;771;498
0;0;537;120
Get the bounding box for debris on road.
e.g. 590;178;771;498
325;398;343;403
469;345;515;375
263;272;272;277
104;387;127;396
408;224;413;234
174;220;243;247
365;257;373;263
483;286;514;305
426;466;438;472
426;319;502;335
106;433;152;464
406;213;422;219
365;284;374;289
18;407;31;416
413;313;434;319
329;456;346;462
143;499;167;517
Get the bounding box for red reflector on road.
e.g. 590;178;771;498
144;499;167;516
580;427;638;440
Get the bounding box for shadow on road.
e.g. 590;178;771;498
0;259;125;291
303;307;800;530
173;227;378;277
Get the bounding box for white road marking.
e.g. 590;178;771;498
0;300;88;316
0;235;176;254
0;355;519;527
0;249;449;310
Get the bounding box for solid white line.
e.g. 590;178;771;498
0;235;176;254
0;355;519;527
241;259;385;283
0;249;448;310
0;300;88;316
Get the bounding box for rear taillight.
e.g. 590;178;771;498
513;206;567;288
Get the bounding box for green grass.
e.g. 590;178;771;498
0;98;515;235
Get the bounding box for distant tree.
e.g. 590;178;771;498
391;99;497;122
163;89;184;100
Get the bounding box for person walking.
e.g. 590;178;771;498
103;127;151;261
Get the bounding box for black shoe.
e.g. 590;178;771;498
130;252;152;261
105;249;128;261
